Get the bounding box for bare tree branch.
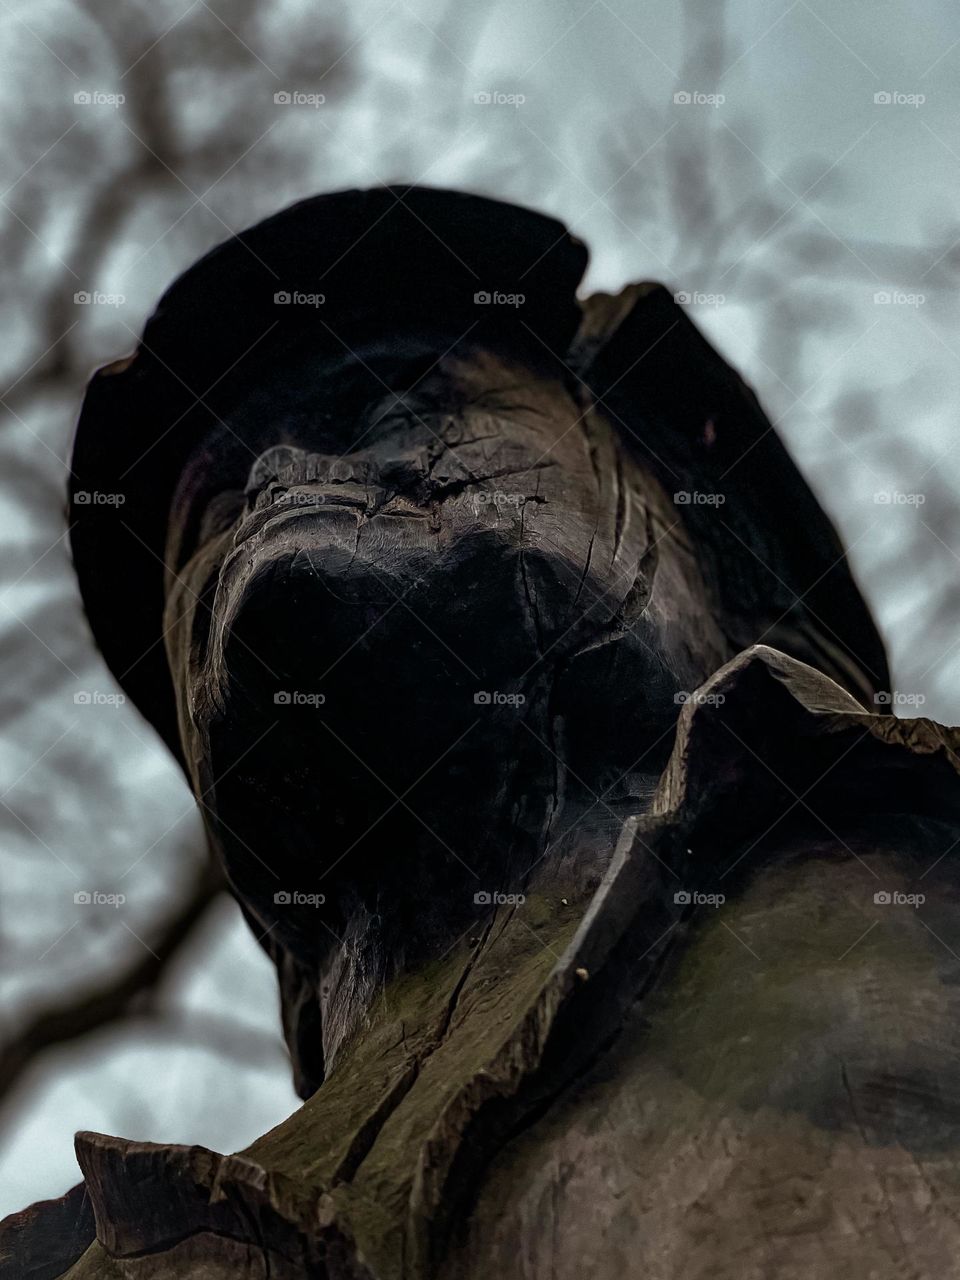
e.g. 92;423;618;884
0;860;224;1111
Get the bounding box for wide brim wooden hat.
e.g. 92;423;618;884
69;185;889;762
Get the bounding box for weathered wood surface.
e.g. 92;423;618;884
6;190;947;1278
6;648;960;1277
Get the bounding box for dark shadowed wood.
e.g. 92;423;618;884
8;189;952;1280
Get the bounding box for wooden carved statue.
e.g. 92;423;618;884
4;188;960;1280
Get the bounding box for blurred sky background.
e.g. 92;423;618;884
1;0;959;1217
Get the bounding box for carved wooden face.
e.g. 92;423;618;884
67;191;887;1096
158;333;729;1081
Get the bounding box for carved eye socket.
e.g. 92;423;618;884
245;445;312;495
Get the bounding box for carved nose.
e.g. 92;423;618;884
244;444;379;496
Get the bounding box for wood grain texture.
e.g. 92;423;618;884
6;190;934;1278
10;649;960;1279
